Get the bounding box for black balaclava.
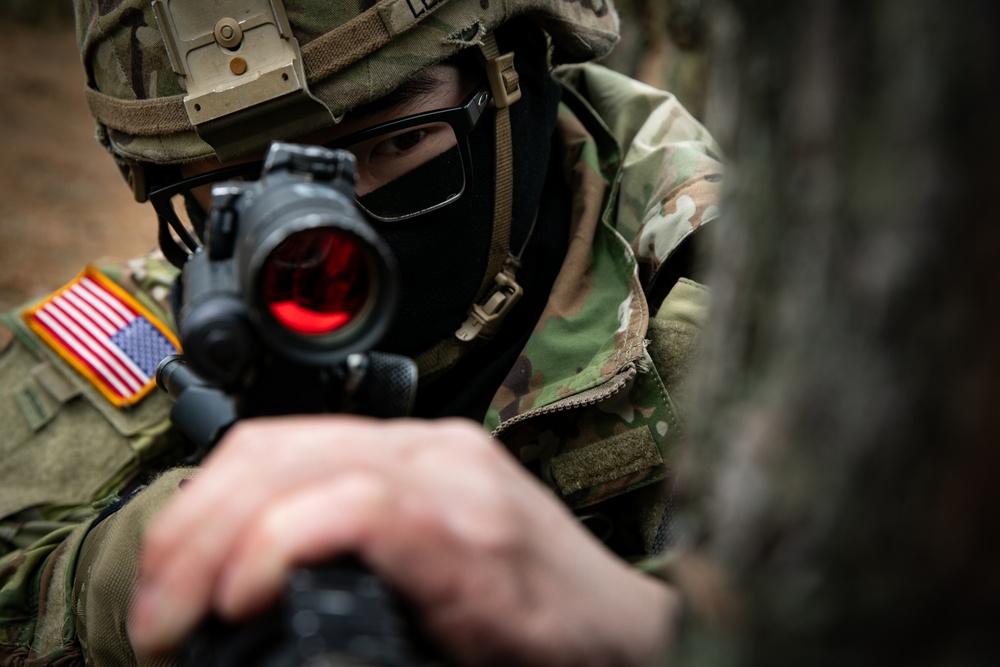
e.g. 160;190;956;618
374;20;566;365
385;21;572;420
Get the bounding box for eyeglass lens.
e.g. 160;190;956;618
165;120;464;225
346;121;464;220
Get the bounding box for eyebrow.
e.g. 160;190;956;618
350;69;449;122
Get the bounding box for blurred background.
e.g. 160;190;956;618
0;0;706;313
0;1;154;313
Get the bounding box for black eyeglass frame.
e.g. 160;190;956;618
148;82;493;258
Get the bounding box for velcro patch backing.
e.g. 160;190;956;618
551;426;664;496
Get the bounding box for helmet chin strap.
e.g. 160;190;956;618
414;32;528;381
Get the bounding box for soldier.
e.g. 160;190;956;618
0;0;722;665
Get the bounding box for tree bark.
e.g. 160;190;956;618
671;1;1000;664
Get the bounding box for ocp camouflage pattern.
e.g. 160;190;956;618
487;64;721;516
73;0;621;164
0;41;721;667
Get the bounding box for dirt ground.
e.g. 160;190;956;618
0;25;154;314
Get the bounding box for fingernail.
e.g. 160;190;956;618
129;582;163;651
130;581;187;654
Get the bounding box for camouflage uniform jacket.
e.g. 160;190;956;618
0;63;721;665
488;63;720;555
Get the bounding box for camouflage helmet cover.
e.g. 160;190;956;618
74;0;620;167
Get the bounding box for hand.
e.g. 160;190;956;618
129;416;678;666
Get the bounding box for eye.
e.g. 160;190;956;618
346;121;458;199
370;129;428;157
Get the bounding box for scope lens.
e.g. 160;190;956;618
261;229;371;336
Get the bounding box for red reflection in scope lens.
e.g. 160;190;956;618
261;229;371;336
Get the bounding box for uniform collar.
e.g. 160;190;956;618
485;97;648;432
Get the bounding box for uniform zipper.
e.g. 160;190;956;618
491;363;638;439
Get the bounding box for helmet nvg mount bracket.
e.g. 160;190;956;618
152;0;335;162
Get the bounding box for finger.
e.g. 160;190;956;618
129;548;214;654
140;417;381;587
133;417;482;653
131;419;364;652
144;419;337;559
214;472;393;619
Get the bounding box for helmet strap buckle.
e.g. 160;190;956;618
455;258;524;343
483;50;522;109
453;32;523;346
413;33;525;378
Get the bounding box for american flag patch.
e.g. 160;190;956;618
22;266;180;408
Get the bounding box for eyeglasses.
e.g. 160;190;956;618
149;82;493;245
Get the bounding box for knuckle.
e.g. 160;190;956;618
254;503;290;548
396;419;490;465
438;420;503;459
220;420;266;454
468;505;522;554
140;525;172;564
440;417;492;443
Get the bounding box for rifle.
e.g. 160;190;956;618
156;143;439;667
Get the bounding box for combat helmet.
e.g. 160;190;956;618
73;0;620;375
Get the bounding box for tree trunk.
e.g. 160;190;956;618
671;1;1000;665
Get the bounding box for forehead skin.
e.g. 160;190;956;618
180;62;474;180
